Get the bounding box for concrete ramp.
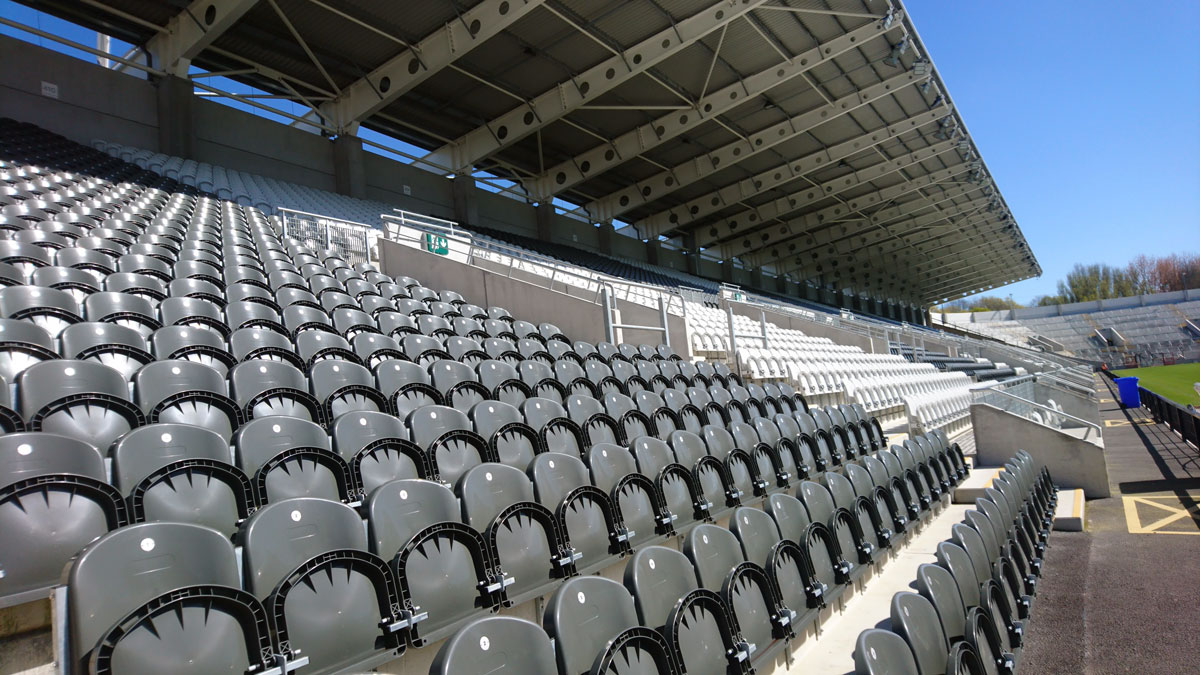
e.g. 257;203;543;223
970;402;1111;498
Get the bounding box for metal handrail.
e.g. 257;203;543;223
973;387;1101;440
380;212;685;315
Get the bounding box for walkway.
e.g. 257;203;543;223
1019;375;1200;674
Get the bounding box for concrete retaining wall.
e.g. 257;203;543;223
971;403;1110;498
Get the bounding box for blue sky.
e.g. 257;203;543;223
3;1;1197;304
906;0;1200;303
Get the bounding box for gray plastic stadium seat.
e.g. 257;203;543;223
544;576;675;675
407;404;494;485
366;479;502;645
623;545;749;675
19;359;144;448
240;498;403;673
669;429;738;520
431;616;557;675
589;442;672;545
854;629;921;675
729;505;820;631
729;420;788;492
916;562;968;645
827;471;890;559
0;285;82;338
529;452;630;575
518;360;564;401
0;318;58;382
430;359;488;411
631;435;706;529
309;359;385;418
801;480;872;575
0;432;127;605
111;423;252;537
230;327;302;368
332;410;430;495
604;391;653;442
477;359;530;407
891;592;952;675
294;330;357;366
230;359;322;422
522;397;584;459
134;359;241;441
567;393;623;446
67;522;282;675
376;358;442;417
683;523;790;668
30;265;100;303
150;325;235;375
702;425;759;500
459;462;572;605
470;400;539;469
351;332;404;369
234;415;353;504
85;291;159;338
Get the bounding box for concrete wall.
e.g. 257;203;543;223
971;403;1110;498
378;239;688;349
943;287;1200;324
0;36;158;151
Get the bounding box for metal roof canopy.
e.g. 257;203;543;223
32;0;1041;306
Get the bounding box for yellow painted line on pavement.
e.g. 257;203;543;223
1122;496;1200;535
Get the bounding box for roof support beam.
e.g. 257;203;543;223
630;68;929;239
318;0;547;133
700;137;960;251
739;172;981;266
423;0;775;174
772;207;999;277
147;0;260;76
655;103;949;234
535;15;903;203
921;260;1033;302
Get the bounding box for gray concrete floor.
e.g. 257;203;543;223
1019;376;1200;674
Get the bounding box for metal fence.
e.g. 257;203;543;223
1100;370;1200;449
277;207;379;265
1139;388;1200;449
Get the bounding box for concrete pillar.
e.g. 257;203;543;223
332;135;367;199
597;222;614;255
750;267;764;291
776;275;787;294
156;75;194;158
535;203;553;241
681;233;700;276
720;262;734;283
644;239;660;266
451;174;477;226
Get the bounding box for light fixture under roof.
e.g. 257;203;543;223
883;37;910;68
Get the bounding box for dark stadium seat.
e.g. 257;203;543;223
544;576;676;675
431;616;557;675
239;498;402;672
67;522;284;675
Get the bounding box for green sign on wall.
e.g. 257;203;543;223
424;233;449;255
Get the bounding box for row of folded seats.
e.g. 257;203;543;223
46;425;966;675
855;450;1055;675
0;377;892;599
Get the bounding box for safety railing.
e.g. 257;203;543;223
379;212;685;316
1139;388;1200;449
971;385;1101;441
277;207;379;265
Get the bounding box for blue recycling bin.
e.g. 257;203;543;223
1115;376;1141;408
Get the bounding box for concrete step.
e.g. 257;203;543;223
1053;488;1086;531
952;466;1005;504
